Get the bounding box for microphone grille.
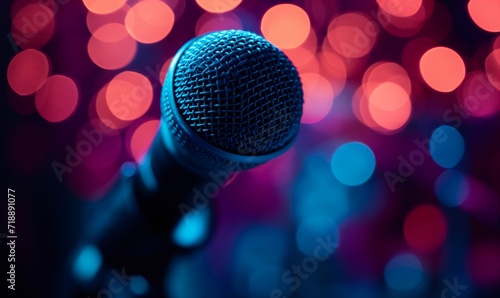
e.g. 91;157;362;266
167;30;303;157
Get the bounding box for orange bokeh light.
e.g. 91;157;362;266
420;46;465;92
35;75;79;122
125;0;175;44
86;5;130;34
8;49;50;96
195;0;242;13
368;82;412;131
261;4;311;49
106;71;153;121
318;48;347;96
83;0;126;15
356;61;413;132
129;120;160;162
485;49;500;90
196;12;242;36
376;0;432;38
468;0;500;32
300;73;334;124
327;12;378;59
282;30;317;70
377;0;423;17
352;86;380;130
363;62;412;96
11;4;55;49
322;36;365;78
94;84;131;130
87;23;137;70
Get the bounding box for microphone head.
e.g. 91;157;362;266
161;30;303;172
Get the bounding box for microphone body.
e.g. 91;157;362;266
67;30;303;296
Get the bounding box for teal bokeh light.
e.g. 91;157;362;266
73;244;102;282
430;125;465;168
172;208;210;248
435;170;468;207
293;154;350;223
331;142;376;186
384;253;424;291
296;215;339;256
130;275;149;295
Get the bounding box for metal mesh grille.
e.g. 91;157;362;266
169;30;303;156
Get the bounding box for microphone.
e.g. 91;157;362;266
136;29;303;227
70;30;303;294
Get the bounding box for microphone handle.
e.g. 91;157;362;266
73;131;216;294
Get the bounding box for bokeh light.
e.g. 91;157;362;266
485;49;500;90
377;0;423;17
283;30;318;76
125;0;175;44
105;71;153;121
322;35;368;78
294;154;350;223
363;62;412;96
318;43;347;95
435;170;468;207
130;276;149;296
8;49;49;96
404;204;447;253
261;4;310;49
230;226;288;297
73;245;102;282
368;82;412;131
300;73;334;124
196;12;242;36
357;63;414;131
296;215;339;256
419;46;465;92
327;12;378;59
86;5;130;34
11;3;55;49
384;253;424;291
430;125;465;168
87;23;137;70
83;0;126;15
94;84;132;130
196;0;242;13
35;75;79;123
459;71;500;117
331;142;376;186
173;208;211;248
377;0;432;38
468;0;500;32
232;226;288;276
128;119;160;162
352;86;380;130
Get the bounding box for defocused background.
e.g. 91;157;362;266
2;0;500;297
